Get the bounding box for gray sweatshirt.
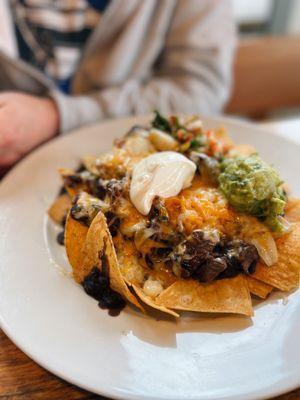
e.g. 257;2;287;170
0;0;236;133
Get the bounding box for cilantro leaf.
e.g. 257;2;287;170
152;110;172;133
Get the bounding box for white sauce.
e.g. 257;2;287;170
130;151;196;215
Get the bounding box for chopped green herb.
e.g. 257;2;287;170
152;110;172;133
189;136;205;149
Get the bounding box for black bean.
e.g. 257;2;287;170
145;254;154;269
81;267;126;316
57;231;65;245
87;178;107;200
61;213;67;227
75;164;86;173
82;267;108;299
64;174;82;188
95;180;107;200
98;290;125;310
58;186;67;196
105;211;120;237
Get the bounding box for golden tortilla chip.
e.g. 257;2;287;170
286;199;300;223
66;187;80;198
81;212;144;311
215;127;234;148
48;194;71;225
83;155;99;175
59;168;86;198
64;212;89;282
132;285;179;318
282;183;291;196
246;276;273;299
112;237;178;316
228;144;257;157
77;212;105;282
252;224;300;291
155;275;253;316
114;235;254;316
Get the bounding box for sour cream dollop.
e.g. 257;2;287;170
130;151;196;215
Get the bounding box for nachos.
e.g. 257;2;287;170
48;112;300;317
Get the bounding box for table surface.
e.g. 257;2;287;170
1;117;300;400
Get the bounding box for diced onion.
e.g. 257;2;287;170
277;216;291;234
143;277;164;298
237;216;278;266
249;234;278;266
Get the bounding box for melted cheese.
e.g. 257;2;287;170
165;176;235;235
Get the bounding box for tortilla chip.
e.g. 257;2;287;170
215;127;234;148
83;155;99;175
282;183;291;196
64;212;89;282
228;144;257;157
48;194;71;225
77;213;105;282
252;224;300;291
112;237;178;316
155;275;253;316
132;285;179;318
246;276;273;299
286;199;300;223
81;212;144;311
59;168;86;198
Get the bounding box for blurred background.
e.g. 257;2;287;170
0;0;300;177
228;0;300;121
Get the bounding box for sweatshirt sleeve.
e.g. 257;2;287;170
51;0;236;133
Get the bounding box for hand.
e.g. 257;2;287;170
0;92;59;166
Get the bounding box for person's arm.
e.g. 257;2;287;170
0;92;59;165
52;0;236;133
0;0;236;166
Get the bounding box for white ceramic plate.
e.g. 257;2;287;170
1;115;300;400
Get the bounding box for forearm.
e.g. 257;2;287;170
52;61;234;135
0;92;59;166
51;90;103;133
51;0;236;134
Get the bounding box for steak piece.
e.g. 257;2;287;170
172;230;259;283
179;230;215;278
219;240;259;279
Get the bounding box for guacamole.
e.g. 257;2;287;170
218;154;287;232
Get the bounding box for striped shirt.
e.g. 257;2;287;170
12;0;110;93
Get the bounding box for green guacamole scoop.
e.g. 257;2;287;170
218;154;287;232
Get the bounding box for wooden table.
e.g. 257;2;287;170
1;118;300;400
